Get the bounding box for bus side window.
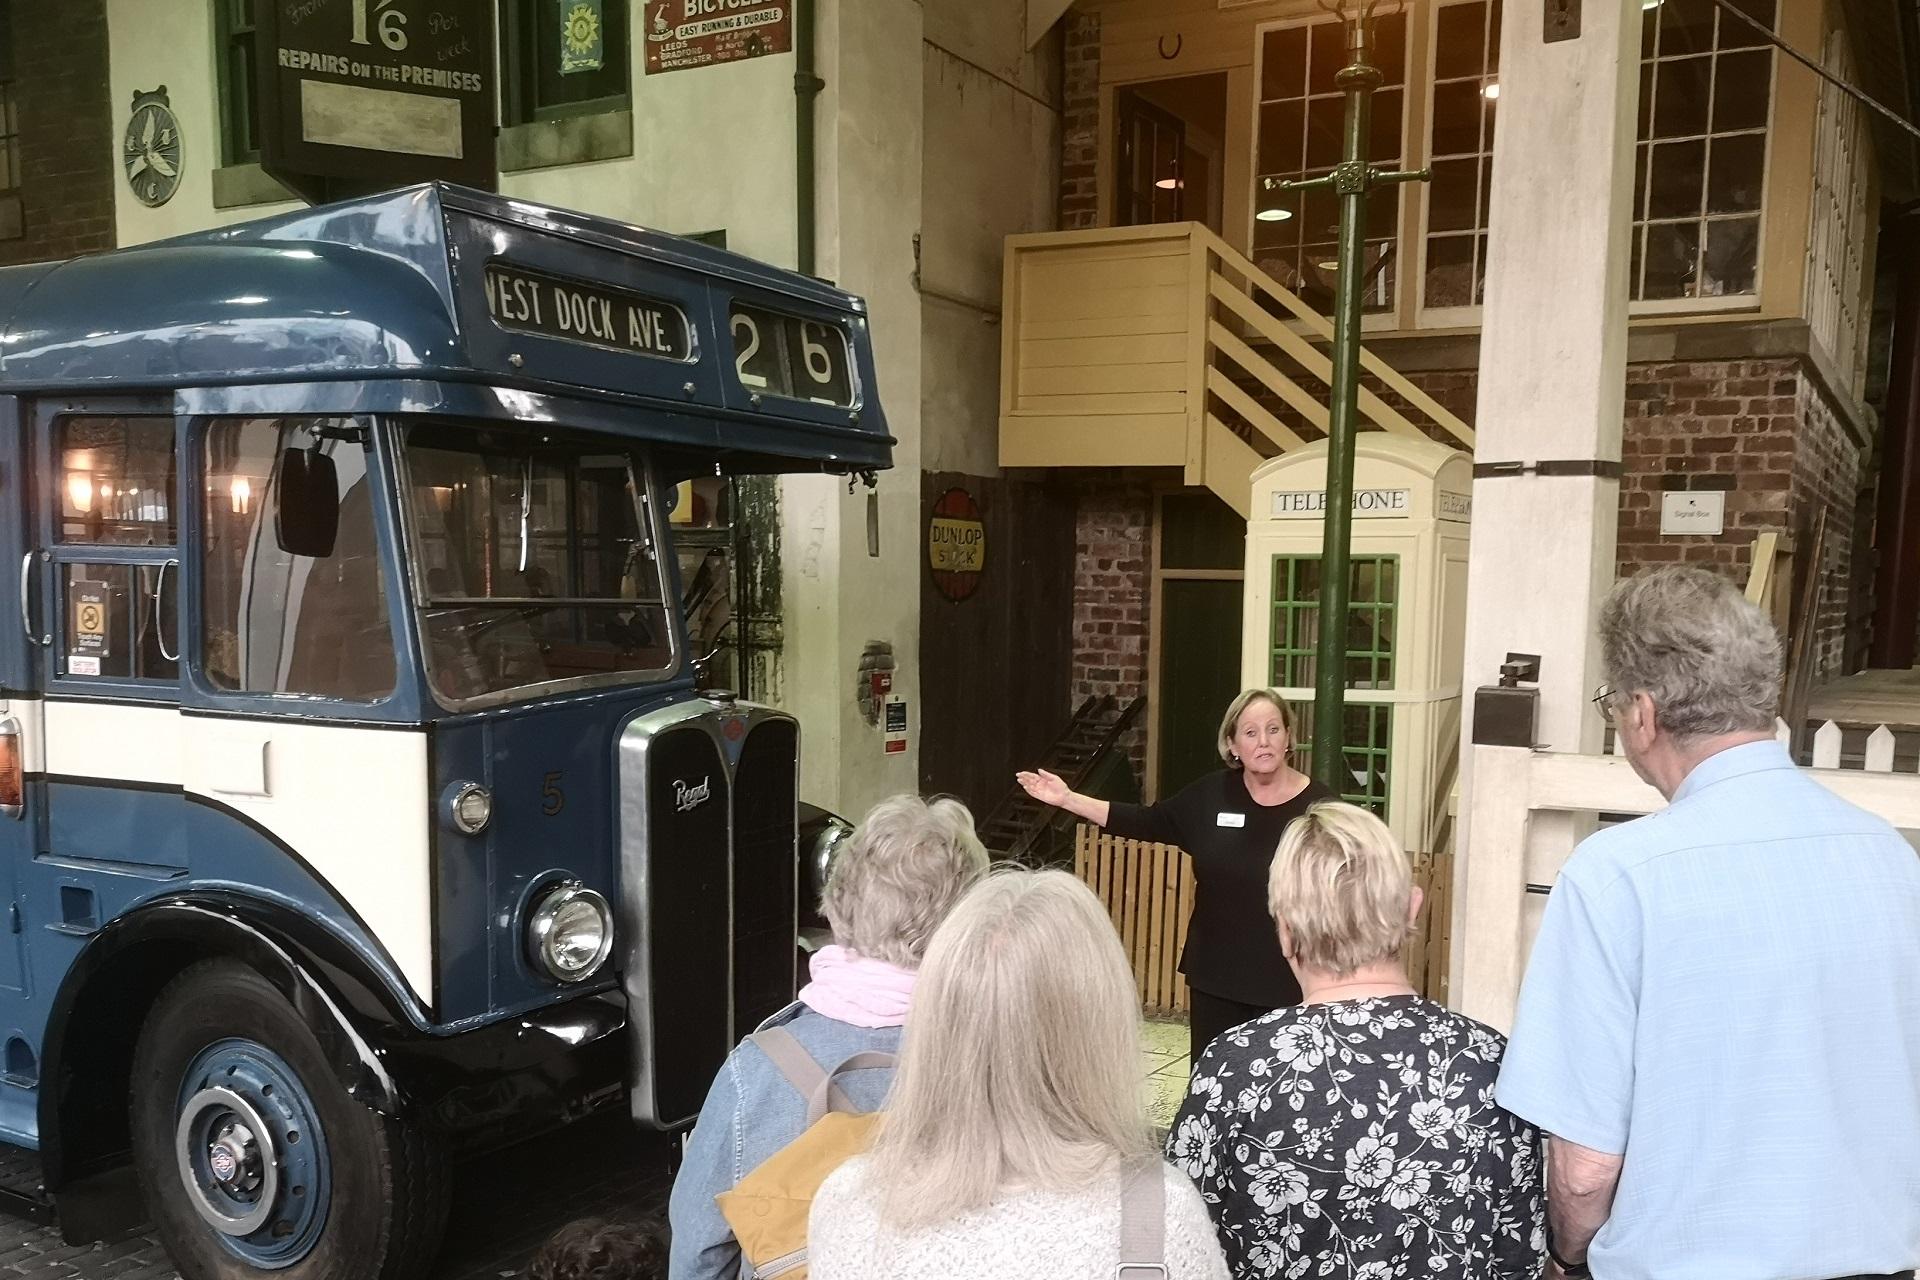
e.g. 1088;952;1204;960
56;417;178;682
200;418;396;702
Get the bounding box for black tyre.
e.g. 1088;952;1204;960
129;959;448;1280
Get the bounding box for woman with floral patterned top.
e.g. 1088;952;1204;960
1167;801;1545;1279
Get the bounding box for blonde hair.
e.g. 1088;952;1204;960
820;795;989;968
1268;801;1414;975
868;868;1155;1228
1217;688;1297;768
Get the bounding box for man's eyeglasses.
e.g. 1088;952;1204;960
1592;684;1619;725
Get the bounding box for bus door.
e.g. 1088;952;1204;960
29;401;185;923
0;396;35;1006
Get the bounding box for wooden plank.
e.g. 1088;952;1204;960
1017;361;1189;397
1026;252;1193;293
1184;235;1211;488
1174;851;1195;1015
999;413;1189;469
1205;367;1308;453
1209;318;1331;434
1019;333;1189;369
1019;281;1190;325
1009;390;1188;417
1745;529;1780;606
1201;415;1262;519
1019;314;1190;342
1145;843;1167;1009
1865;724;1896;773
1812;720;1843;770
1005;222;1195;253
1130;845;1151;1006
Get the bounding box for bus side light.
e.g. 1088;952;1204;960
0;718;23;819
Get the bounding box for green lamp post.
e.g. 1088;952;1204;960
1273;0;1429;795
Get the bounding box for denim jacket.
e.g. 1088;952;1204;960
666;1001;901;1280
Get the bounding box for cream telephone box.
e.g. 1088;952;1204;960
1241;435;1471;857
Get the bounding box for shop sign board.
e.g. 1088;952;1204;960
643;0;791;75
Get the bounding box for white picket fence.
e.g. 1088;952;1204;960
1452;718;1920;1032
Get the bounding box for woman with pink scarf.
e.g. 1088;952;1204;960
667;794;989;1280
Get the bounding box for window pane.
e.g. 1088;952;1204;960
1367;186;1398;239
1258;100;1305;175
1308;23;1344;95
1657;0;1714;57
1426;234;1475;308
1429;158;1478;232
1703;216;1759;295
1306;96;1344;169
1712;50;1771;131
1473;231;1490;304
1374;12;1407;85
1643;221;1700;299
202;418;396;700
60;563;177;681
1707;133;1764;213
1654;56;1712;137
1435;2;1487;80
524;0;628;115
1634;142;1650;218
1370;88;1403;161
402;422;673;704
1432;80;1483;156
59;417;176;545
1717;0;1776;50
1262;26;1308;99
1648;138;1705;219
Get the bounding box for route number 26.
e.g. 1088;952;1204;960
351;0;410;51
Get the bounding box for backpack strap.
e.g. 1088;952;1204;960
805;1051;897;1125
750;1027;855;1116
1115;1159;1166;1279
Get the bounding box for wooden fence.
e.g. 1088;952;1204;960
1073;824;1452;1017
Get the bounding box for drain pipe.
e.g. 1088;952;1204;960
794;0;824;277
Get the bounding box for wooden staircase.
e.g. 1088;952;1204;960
979;695;1144;861
998;222;1475;516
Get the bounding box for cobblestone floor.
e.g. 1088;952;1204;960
0;1019;1194;1278
0;1109;671;1279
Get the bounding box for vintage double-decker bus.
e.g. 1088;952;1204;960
0;183;888;1277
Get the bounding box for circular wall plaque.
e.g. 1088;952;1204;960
123;87;184;209
927;487;986;603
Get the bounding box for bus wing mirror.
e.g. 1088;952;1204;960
275;447;339;559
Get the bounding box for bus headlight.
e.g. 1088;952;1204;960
527;884;614;983
807;815;853;904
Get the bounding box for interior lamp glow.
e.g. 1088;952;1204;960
66;474;92;514
230;476;252;515
1255;207;1294;223
1482;82;1500;100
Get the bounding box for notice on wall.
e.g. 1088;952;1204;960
1660;490;1725;536
883;696;908;755
643;0;791;75
256;0;497;201
927;487;986;602
1269;488;1412;519
70;581;109;676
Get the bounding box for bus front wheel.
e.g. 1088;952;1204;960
129;959;448;1280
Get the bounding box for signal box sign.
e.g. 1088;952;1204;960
643;0;791;75
256;0;497;203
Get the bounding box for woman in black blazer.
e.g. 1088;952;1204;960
1017;688;1332;1061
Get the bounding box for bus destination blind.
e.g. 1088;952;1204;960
485;264;691;361
728;304;856;407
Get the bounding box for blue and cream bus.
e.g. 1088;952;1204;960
0;183;888;1277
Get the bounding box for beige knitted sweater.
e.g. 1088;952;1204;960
808;1156;1231;1280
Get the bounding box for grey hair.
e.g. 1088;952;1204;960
819;794;989;968
868;867;1155;1229
1599;566;1782;739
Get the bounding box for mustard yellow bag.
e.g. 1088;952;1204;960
714;1029;894;1280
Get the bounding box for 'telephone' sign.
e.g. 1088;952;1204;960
1269;488;1413;519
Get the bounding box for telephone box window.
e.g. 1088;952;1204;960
1269;553;1398;814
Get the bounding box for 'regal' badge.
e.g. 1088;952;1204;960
1216;812;1246;828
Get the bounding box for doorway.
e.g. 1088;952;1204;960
1114;73;1229;233
1150;491;1245;799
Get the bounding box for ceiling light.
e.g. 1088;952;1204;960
1256;207;1294;223
1315;259;1340;272
1642;0;1662;9
1155;177;1183;190
1482;82;1500;100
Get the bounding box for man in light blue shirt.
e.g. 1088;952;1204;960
1497;566;1920;1280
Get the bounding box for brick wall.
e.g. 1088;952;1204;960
0;0;115;266
1071;477;1151;784
1059;13;1100;231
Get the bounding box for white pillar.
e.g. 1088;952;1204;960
780;0;926;820
1451;0;1642;1015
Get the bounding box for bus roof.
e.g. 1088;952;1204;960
0;184;892;473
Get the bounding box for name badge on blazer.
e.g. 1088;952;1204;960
1216;812;1246;828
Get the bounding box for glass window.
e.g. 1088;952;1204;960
202;418;396;701
1422;0;1499;311
400;422;673;706
1270;553;1396;814
60;563;178;681
1254;12;1408;314
499;0;630;125
1631;0;1773;301
59;417;177;545
214;0;259;165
